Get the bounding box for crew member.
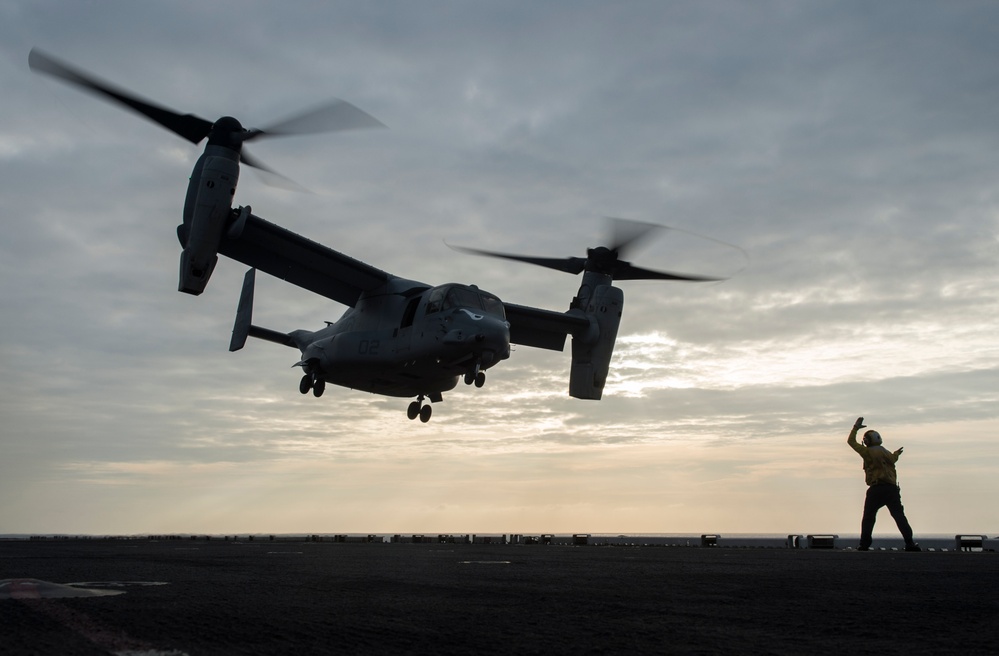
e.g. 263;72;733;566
847;417;920;552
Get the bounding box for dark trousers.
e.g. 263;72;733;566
860;483;915;548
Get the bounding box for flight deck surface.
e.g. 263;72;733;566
2;539;995;655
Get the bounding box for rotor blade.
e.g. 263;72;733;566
448;243;586;275
29;48;213;144
613;262;724;282
239;149;275;173
607;217;663;257
240;150;309;192
243;99;386;142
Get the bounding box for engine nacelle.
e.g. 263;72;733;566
569;284;623;400
178;150;240;295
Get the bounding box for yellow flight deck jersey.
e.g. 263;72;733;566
848;431;898;486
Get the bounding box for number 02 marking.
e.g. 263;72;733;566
358;340;379;355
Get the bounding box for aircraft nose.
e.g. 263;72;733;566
443;312;510;359
481;317;511;360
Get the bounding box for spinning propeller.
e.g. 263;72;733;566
450;217;726;282
28;48;385;178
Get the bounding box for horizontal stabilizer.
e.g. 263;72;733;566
248;325;298;348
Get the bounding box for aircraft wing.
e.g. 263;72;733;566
503;303;590;351
218;211;391;307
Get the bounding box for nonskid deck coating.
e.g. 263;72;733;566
2;539;996;655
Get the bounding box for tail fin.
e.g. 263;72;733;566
230;268;300;351
230;268;256;351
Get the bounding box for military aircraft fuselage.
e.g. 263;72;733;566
284;279;511;399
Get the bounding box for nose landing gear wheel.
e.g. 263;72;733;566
299;374;312;395
419;404;432;423
464;368;486;387
312;379;325;397
407;401;420;420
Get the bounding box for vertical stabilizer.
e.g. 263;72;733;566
230;268;256;351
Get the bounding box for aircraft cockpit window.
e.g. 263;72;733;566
436;286;506;319
443;287;481;311
425;288;445;314
480;294;506;319
427;285;505;318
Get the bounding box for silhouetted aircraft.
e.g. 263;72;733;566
30;48;729;421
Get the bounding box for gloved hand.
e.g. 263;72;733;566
853;417;866;430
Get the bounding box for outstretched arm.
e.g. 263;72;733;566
848;417;866;443
848;417;866;454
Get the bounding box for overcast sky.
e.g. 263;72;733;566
2;0;997;537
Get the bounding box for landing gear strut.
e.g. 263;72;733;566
407;395;432;423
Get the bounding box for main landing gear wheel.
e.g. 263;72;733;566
407;396;433;422
300;374;325;397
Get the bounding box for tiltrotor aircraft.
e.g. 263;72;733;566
30;49;728;422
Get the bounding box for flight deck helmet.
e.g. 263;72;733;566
863;430;882;447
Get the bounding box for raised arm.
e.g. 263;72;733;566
848;417;866;454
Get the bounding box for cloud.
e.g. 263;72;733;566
2;0;997;535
